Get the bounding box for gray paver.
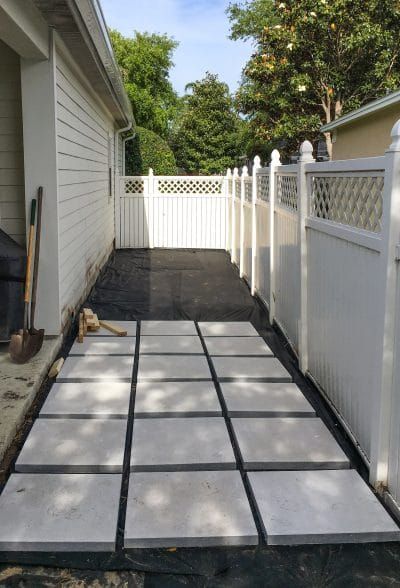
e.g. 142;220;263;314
15;419;127;473
69;337;135;356
130;418;235;470
134;381;221;417
247;470;400;545
57;356;134;382
137;355;211;381
232;418;349;470
141;321;197;335
86;321;137;337
124;470;258;547
221;382;316;417
40;382;131;419
205;336;273;356
0;473;121;551
199;321;259;337
140;335;203;355
213;357;292;382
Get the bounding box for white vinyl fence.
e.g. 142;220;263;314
227;133;400;519
116;173;228;249
116;121;400;518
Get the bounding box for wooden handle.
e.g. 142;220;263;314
99;320;128;336
24;199;37;304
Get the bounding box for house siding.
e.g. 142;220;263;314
0;40;25;245
55;47;115;324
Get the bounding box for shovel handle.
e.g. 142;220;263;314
24;199;37;304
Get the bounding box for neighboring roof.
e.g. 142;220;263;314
33;0;133;128
321;89;400;133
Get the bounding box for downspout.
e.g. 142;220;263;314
122;132;136;175
114;121;133;177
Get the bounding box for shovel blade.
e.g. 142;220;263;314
8;329;44;364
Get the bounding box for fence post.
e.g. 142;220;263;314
269;149;281;324
231;167;239;264
298;141;314;374
370;120;400;490
147;168;154;248
251;156;261;295
239;165;248;277
226;168;232;251
115;171;122;249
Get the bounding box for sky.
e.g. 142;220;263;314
101;0;253;95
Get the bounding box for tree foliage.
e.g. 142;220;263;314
228;0;400;157
110;30;179;139
127;126;178;175
171;73;244;174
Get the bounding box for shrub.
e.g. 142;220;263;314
126;126;178;175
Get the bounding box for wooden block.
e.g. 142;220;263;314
86;314;100;331
78;313;84;343
99;320;128;337
48;357;65;378
83;308;94;320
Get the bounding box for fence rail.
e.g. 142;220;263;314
116;121;400;519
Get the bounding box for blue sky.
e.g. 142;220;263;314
101;0;253;95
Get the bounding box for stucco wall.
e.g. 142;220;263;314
0;40;25;245
332;104;400;160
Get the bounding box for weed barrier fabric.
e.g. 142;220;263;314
86;249;263;325
1;249;400;584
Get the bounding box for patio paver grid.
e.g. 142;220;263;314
0;320;398;552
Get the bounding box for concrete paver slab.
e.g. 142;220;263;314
232;418;349;470
213;357;291;382
137;355;211;381
40;382;131;419
205;337;273;356
247;470;400;545
0;473;121;551
69;337;135;356
199;322;259;337
141;321;197;335
221;382;315;417
86;321;137;337
15;419;127;473
140;336;203;355
134;381;221;417
130;418;235;471
124;470;258;547
57;356;134;382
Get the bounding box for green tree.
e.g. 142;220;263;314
171;73;244;174
228;0;400;157
110;30;179;139
127;127;178;175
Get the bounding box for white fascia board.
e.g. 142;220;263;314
0;0;48;59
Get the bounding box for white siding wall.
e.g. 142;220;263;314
55;48;115;323
0;40;25;245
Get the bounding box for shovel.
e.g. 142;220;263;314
9;189;44;363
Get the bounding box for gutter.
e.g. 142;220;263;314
115;122;133;176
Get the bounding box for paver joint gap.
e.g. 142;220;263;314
194;321;263;545
115;320;141;551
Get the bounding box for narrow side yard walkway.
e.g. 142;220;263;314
0;250;399;586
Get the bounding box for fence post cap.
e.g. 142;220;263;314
253;155;261;168
227;168;232;177
233;167;239;176
242;165;249;176
271;149;281;164
299;140;314;162
388;119;400;151
148;167;154;176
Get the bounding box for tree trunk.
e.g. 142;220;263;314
324;131;333;159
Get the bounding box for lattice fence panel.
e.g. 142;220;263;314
235;178;241;198
277;174;298;210
124;178;145;194
244;178;252;202
156;178;223;195
257;174;270;202
311;174;384;233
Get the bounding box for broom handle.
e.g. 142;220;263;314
30;188;42;329
24;199;37;307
